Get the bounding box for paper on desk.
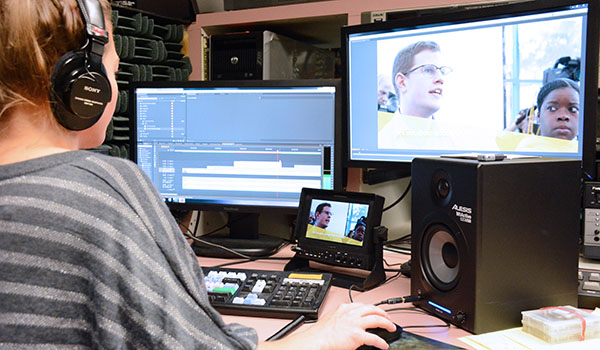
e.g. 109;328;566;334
459;308;600;350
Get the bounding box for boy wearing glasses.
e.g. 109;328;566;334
392;41;452;119
378;41;456;150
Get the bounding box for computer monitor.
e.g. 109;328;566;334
129;79;342;257
342;0;599;179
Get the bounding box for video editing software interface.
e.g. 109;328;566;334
134;83;337;209
346;1;596;165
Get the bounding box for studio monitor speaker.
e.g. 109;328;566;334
410;157;580;334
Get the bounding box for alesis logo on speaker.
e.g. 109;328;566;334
452;204;472;223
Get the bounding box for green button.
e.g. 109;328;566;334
213;287;236;295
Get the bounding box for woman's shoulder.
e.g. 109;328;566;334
77;150;142;173
72;150;154;189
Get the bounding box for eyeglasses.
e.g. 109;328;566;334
403;64;453;77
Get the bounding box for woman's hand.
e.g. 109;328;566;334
258;303;396;350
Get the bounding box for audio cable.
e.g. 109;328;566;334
374;295;422;306
174;217;289;263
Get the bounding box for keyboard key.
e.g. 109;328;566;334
583;281;600;292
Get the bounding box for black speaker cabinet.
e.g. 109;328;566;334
410;156;580;334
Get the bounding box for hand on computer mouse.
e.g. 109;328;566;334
356;325;403;350
258;303;396;350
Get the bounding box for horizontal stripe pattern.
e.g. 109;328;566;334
0;151;257;349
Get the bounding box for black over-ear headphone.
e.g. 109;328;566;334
50;0;112;131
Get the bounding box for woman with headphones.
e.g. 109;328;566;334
0;1;395;349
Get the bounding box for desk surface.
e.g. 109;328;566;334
197;245;473;349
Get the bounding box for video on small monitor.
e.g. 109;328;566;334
304;198;370;247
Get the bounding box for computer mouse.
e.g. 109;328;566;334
356;324;403;350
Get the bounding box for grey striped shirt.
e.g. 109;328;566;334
0;151;258;349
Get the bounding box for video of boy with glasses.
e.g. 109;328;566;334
305;199;370;247
375;8;585;155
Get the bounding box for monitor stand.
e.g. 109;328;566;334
191;213;285;258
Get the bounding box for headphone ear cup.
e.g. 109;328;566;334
50;51;112;131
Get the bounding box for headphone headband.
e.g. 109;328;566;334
77;0;107;59
78;0;108;43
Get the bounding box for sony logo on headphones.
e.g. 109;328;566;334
84;85;102;94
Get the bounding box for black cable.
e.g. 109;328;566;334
348;284;364;303
183;212;256;238
348;293;448;332
384;233;412;255
384;306;452;329
374;295;422;306
176;216;289;261
402;324;451;330
382;258;404;273
182;230;290;263
202;222;229;237
266;314;307;341
385;233;411;246
176;217;260;260
212;256;291;269
383;258;403;267
347;269;402;303
382;180;411;212
182;230;255;259
193;211;201;236
175;214;224;239
201;213;254;237
384;244;412;256
176;218;290;266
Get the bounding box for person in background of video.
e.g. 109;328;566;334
497;78;580;153
348;216;367;242
505;107;538;134
536;78;579;141
314;202;333;229
506;79;579;140
378;73;397;112
391;41;452;119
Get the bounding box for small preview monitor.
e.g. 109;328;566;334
293;188;384;271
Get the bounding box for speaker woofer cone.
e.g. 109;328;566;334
422;224;460;291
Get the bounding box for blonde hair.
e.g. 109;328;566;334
0;0;111;121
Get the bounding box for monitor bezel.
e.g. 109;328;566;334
341;0;599;180
128;78;344;215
